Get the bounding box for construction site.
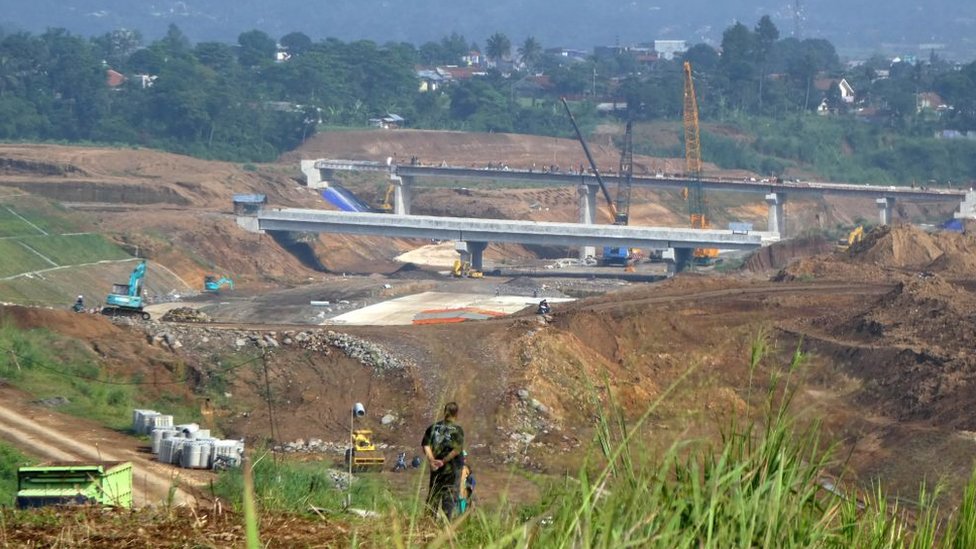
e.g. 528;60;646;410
1;78;976;544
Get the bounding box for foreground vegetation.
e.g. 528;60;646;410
203;341;976;547
0;441;32;505
0;319;201;431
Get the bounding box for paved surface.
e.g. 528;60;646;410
326;291;574;325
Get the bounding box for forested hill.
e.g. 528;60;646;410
3;0;975;59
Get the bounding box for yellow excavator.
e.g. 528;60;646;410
452;259;484;278
836;225;864;252
376;184;395;213
345;429;386;472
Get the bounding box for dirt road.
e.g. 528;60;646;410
0;387;200;507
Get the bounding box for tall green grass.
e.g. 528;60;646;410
212;452;394;514
371;338;976;548
0;441;33;506
217;336;976;547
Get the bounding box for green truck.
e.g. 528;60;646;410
16;461;133;509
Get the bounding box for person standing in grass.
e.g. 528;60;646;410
421;401;465;518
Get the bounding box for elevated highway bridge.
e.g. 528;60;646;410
242;209;762;271
302;159;968;238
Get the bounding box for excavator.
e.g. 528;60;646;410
836;225;864;252
203;275;234;293
376;184;395;213
451;259;484;278
102;260;151;320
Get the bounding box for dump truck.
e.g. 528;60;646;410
16;461;133;509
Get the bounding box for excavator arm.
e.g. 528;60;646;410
127;261;147;297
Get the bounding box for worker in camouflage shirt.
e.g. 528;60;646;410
421;401;465;518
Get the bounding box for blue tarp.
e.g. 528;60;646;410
321;184;375;213
941;219;965;233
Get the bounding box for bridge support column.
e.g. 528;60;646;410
876;197;895;225
765;193;785;237
578;184;597;260
300;160;327;189
395;176;414;215
455;241;488;271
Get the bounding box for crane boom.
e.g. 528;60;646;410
560;97;619;223
614;120;634;226
683;61;718;262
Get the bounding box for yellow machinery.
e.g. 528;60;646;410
683;62;719;264
377;184;395;213
452;259;484;278
836;225;864;251
345;429;385;471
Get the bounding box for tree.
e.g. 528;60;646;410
237;30;276;68
683;44;720;73
518;36;542;72
160;24;190;56
93;29;142;69
755;15;779;112
485;32;511;65
280;32;312;56
720;22;757;111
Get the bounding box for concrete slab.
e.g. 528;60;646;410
326;291;573;326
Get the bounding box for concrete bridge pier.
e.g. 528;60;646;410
765;192;786;237
455;241;488;271
394;175;414;215
300;160;328;189
876;197;895;225
578;184;597;260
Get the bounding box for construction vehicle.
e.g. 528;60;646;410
102;260;151;320
17;461;133;509
344;430;386;472
452;259;484;278
683;61;719;266
560;98;641;267
836;225;864;251
203;275;234;293
376;184;395;213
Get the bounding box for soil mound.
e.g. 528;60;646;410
0;305;120;339
743;235;833;273
774;225;976;282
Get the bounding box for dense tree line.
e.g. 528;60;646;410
0;19;975;183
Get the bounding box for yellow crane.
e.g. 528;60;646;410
683;61;719;264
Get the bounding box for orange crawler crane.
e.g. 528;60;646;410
683;61;719;265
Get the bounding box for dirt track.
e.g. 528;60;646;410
0;387;199;506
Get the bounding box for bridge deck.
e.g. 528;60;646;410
256;209;763;250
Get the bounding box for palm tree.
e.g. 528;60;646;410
518;36;542;72
485;32;511;66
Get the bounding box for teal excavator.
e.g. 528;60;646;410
203;275;234;293
101;260;151;320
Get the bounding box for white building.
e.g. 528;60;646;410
654;40;687;61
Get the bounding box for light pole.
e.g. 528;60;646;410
347;402;365;508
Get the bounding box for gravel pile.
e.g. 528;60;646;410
161;307;212;323
127;320;410;373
